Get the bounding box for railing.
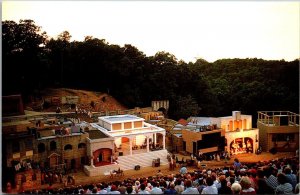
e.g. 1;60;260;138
257;111;299;126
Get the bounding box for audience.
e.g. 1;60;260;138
13;156;299;194
239;176;256;194
182;179;199;194
231;183;242;194
275;173;293;194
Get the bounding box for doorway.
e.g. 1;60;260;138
98;153;103;162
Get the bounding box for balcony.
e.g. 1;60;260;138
257;111;299;126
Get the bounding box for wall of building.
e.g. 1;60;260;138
220;115;252;131
32;133;89;169
89;139;114;156
258;121;299;152
225;129;259;153
93;148;112;163
171;135;183;152
2;122;35;134
124;122;132;129
112;123;122;130
134;121;143;128
5;137;34;167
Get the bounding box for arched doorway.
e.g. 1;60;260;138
244;137;254;153
93;148;112;166
229;138;243;155
71;159;76;170
48;153;60;168
98;153;103;162
229;137;254;155
158;107;167;116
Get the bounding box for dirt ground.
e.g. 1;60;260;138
27;88;127;112
26;151;295;192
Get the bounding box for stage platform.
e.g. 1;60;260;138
84;149;168;176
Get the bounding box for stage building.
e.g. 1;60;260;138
257;111;299;152
84;115;168;176
170;111;259;155
217;111;259;155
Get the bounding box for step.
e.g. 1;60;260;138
117;150;169;170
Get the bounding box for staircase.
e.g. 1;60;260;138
84;150;169;176
117;149;169;171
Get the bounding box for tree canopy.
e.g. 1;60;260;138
2;19;299;124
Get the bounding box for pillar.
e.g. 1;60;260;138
130;137;133;155
91;157;94;167
154;133;157;145
147;136;149;152
163;134;166;150
253;136;256;154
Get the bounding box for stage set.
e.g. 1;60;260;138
188;111;260;156
84;115;168;177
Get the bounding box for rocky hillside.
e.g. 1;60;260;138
26;88;127;112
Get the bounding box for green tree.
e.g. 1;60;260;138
170;95;201;120
2;19;47;97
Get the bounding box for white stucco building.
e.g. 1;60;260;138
84;115;168;176
188;111;259;155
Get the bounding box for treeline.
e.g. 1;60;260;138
2;20;299;123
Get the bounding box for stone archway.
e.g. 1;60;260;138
93;148;112;166
152;100;169;115
48;153;60;168
229;137;254;155
158;107;167;115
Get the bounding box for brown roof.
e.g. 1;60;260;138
178;118;188;126
88;130;109;139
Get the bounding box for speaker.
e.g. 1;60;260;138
269;147;277;154
134;165;140;170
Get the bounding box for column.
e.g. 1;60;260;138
154;133;157;145
163;133;166;150
253;136;256;154
147;136;149;152
90;157;94;166
129;137;133;155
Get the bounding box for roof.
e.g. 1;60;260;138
88;130;110;139
178;118;188;126
99;115;144;124
2;120;32;127
188;117;219;126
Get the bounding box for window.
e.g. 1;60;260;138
12;141;20;153
78;143;86;149
64;144;72;150
50;141;57;151
38;143;46;153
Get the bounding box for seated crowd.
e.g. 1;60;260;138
17;156;299;194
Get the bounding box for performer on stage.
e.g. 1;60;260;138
246;140;252;153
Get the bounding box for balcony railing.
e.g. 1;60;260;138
257;111;299;126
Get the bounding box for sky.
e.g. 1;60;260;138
2;1;300;63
